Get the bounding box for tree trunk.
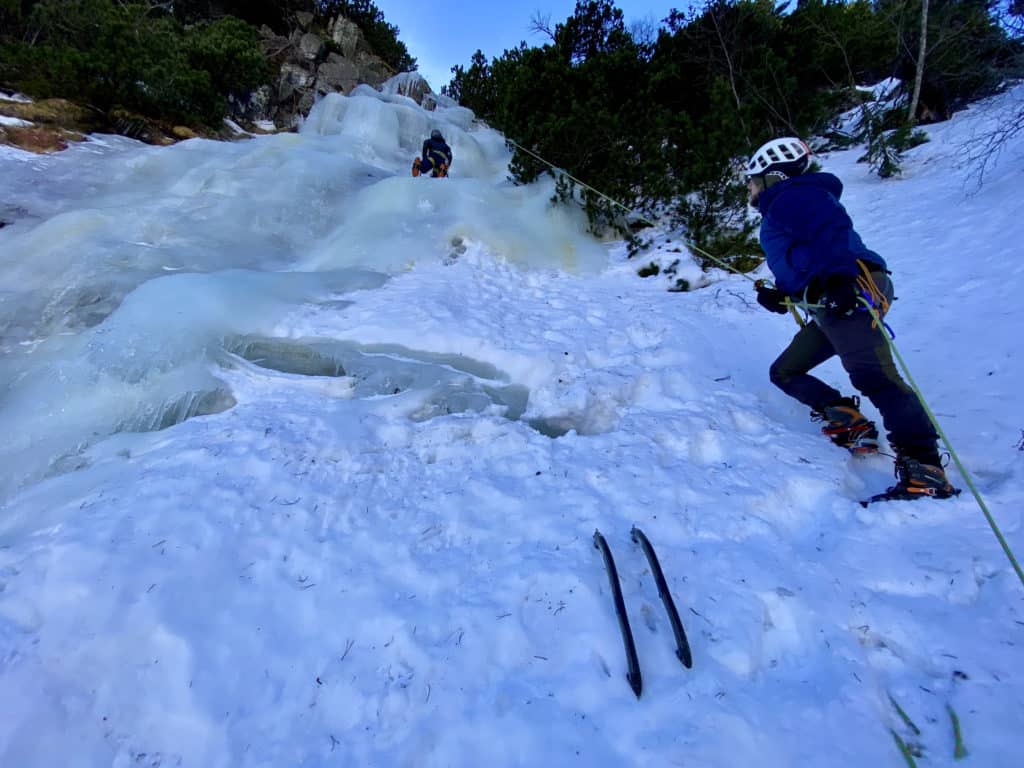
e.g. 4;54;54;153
907;0;929;125
709;5;748;142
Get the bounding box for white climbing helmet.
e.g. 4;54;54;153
745;137;811;181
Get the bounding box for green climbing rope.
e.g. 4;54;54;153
506;138;752;279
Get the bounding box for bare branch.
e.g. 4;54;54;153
708;3;748;141
960;93;1024;192
529;11;554;41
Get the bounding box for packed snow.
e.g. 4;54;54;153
0;81;1022;767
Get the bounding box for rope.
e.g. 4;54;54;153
860;299;1024;591
506;137;805;327
507;139;749;276
855;259;890;329
507;139;656;226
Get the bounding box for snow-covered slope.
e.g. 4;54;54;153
0;83;1021;767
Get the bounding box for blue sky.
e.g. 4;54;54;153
377;0;686;93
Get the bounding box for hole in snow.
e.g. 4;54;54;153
524;417;574;439
221;336;553;430
226;336;346;378
115;388;237;433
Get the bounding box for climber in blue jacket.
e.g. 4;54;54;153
413;129;452;178
747;137;955;500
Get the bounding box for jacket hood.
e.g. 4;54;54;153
759;172;844;213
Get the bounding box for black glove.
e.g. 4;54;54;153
820;274;860;316
755;282;789;314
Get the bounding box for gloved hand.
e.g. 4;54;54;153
755;282;789;314
820;274;861;316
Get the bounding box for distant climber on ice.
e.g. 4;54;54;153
413;129;452;178
746;137;956;501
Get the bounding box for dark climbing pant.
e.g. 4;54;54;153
419;151;449;177
768;272;939;461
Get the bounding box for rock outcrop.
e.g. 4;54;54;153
0;98;99;154
0;95;239;153
245;12;398;129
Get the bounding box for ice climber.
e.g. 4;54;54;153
746;136;957;500
413;128;452;178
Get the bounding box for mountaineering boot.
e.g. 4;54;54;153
412;157;422;177
812;396;879;455
888;455;958;499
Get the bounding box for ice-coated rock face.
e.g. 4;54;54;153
253;13;397;130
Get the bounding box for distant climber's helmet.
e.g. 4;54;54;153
430;129;443;141
745;137;811;184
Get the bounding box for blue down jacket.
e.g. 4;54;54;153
757;172;886;296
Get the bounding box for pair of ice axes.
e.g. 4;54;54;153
593;527;693;698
